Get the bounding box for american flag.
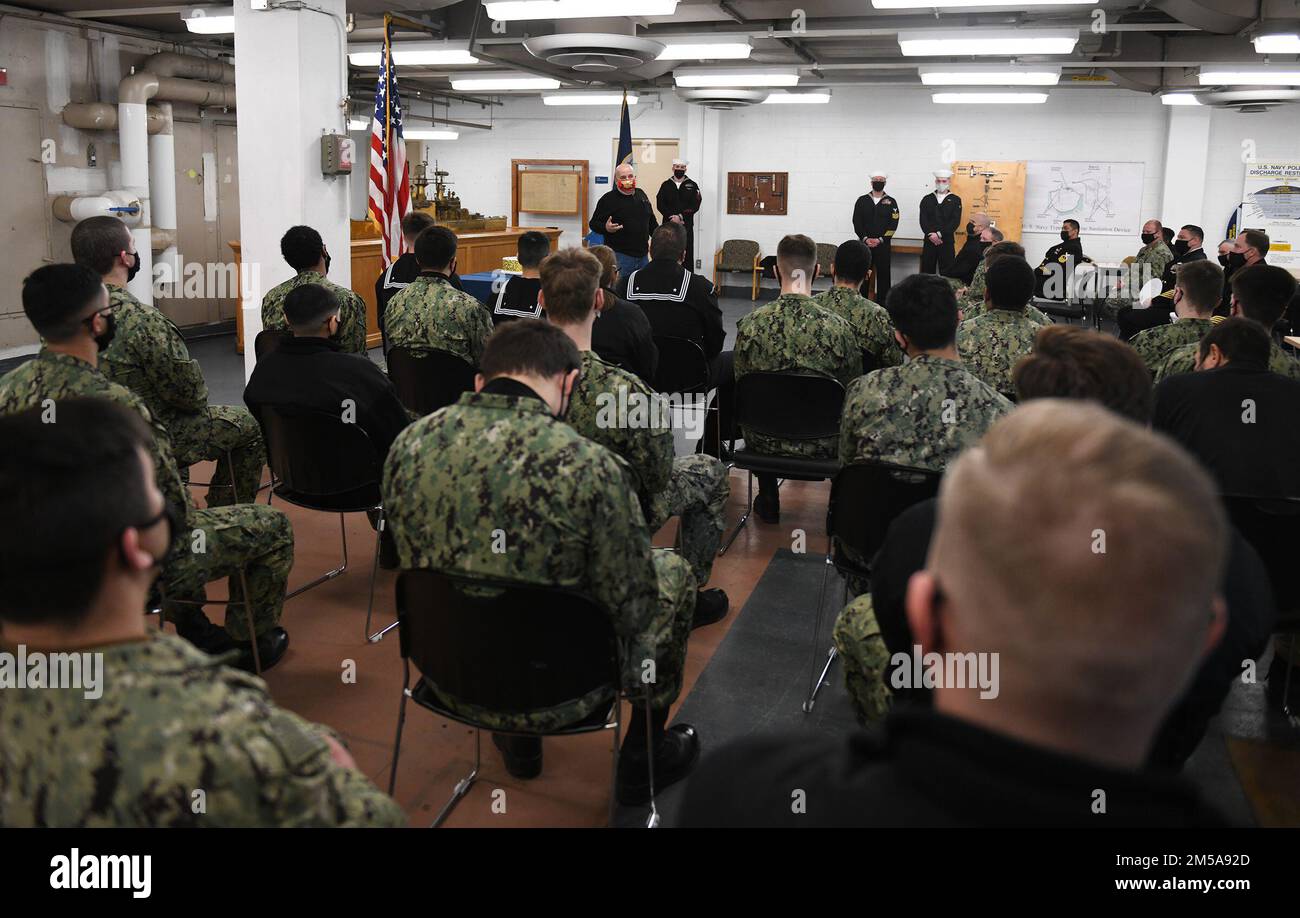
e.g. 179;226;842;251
368;28;410;266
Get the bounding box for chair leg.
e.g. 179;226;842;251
717;470;752;556
238;567;261;676
803;543;836;713
608;704;622;828
643;695;659;829
388;662;411;795
367;510;399;643
431;729;481;828
286;512;350;599
1284;635;1297;719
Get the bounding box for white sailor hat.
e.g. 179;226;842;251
868;169;887;179
934;169;954;179
672;157;689;166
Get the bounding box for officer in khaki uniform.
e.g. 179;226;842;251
814;240;903;370
956;256;1046;397
0;265;293;669
381;320;701;804
70;216;265;507
261;225;368;355
384;225;493;367
0;398;403;827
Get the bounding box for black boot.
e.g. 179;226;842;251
692;588;729;629
616;707;701;805
492;734;543;779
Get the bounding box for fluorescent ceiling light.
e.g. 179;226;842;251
762;91;831;104
348;42;479;67
899;28;1079;56
182;5;233;34
542;92;638;105
450;73;562;90
405;129;460;140
1199;67;1300;85
483;0;676;20
674;68;800;87
1160;94;1202;106
932;92;1049;104
918;65;1060;86
876;0;1093;6
1253;33;1300;54
658;41;751;61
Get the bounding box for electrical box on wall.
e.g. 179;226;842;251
321;133;354;175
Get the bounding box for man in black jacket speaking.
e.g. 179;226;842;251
591;163;659;280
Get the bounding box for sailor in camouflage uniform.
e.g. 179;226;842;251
1103;219;1174;318
381;319;701;803
0;399;402;827
260;225;368;354
834;273;1011;721
539;248;730;625
1128;259;1221;375
383;224;493;367
71;216;264;507
735;234;861;522
813;240;902;370
956;256;1045;397
0;266;293;667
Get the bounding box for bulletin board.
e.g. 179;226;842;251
728;172;788;215
511;159;589;226
950;161;1026;247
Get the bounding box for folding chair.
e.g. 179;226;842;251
651;335;724;459
386;346;477;417
254;328;292;362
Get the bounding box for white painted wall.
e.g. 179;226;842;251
1203;105;1300;245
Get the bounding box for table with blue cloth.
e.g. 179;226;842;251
459;271;503;306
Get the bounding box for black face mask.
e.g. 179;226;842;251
1060;229;1071;241
555;371;580;421
125;251;141;283
673;170;686;179
1171;239;1189;257
121;499;180;570
322;249;332;274
871;181;885;192
966;222;975;236
1140;232;1156;245
1226;252;1246;272
84;309;116;352
1218;253;1231;267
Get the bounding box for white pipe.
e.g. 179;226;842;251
51;190;142;224
118;98;153;304
149;102;178;298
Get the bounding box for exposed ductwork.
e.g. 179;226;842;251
62;102;167;134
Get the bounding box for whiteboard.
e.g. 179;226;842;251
1023;161;1145;236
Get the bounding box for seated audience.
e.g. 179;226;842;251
941;212;991;286
734;233;861;523
0;399;404;827
956;255;1042;398
261;225;368;354
1129;258;1220;375
680;400;1231;826
1035;219;1085;299
960;242;1053;327
490;230;549;325
587;244;658;383
1120;223;1208;341
375;212;466;351
73;215;265;509
1105;218;1173;318
814;240;903;370
381;320;700;802
0;265;292;669
384;225;493;368
1217;229;1269;315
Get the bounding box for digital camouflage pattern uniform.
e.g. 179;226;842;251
1155;336;1300;383
959;257;990;308
565;351;728;586
0;352;292;642
814;285;903;369
0;632;405;827
960;298;1054;328
383;275;493;367
382;388;697;730
834;354;1011;722
102;284;264;507
1129;317;1213;375
261;270;368;355
956;308;1044;396
734;292;862;458
1104;239;1173;317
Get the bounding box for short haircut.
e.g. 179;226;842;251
984;240;1026;262
1161;226;1175;245
1199;316;1270;366
479;318;581;382
21;264;105;343
0;398;154;626
1063;219;1080;233
517;231;551;269
1012;325;1153;424
934;400;1225;719
776;233;817;282
832;239;872;284
1174;259;1222;315
283;283;340;330
650;223;687;261
280;225;325;271
414;225;458;271
70;216;132;276
988;227;1005;242
538;247;601;325
588;244;619;289
401;211;436;242
985;256;1035;312
1180;224;1204;244
1241;229;1270;257
1230;262;1297;326
885;273;959;350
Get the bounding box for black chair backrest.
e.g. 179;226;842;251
396;570;620;715
253;403;383;510
652;336;711;394
734;371;846;441
1220;494;1300;613
828;461;943;564
254;328;291;362
387;346;477;416
860;349;879;375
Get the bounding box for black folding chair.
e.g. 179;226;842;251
386;346;477;416
859;349;880;375
388;570;659;827
254;328;292;362
251;403;393;642
806;461;943;711
718;371;846;556
651;335;723;459
1221;494;1300;717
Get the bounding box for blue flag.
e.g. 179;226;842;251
616;89;633;166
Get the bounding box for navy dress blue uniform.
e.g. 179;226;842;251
919;191;963;275
852;192;900;300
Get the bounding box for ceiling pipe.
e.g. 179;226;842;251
62;102;168;134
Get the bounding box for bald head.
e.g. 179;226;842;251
614;163;635;194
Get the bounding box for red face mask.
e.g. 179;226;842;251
618;177;636;191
